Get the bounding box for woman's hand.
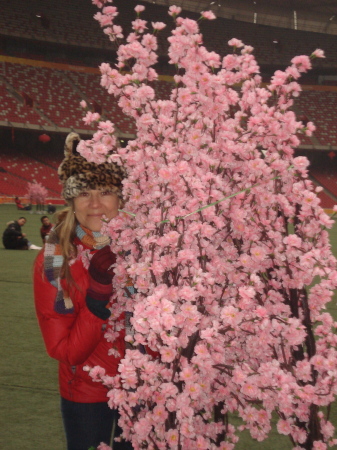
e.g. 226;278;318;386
86;246;116;320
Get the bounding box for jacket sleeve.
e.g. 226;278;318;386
8;224;22;237
33;251;107;366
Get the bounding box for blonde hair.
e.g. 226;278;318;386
54;201;78;286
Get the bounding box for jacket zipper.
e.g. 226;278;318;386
68;365;76;399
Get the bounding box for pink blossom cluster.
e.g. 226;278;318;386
77;120;120;165
80;2;337;449
26;181;48;204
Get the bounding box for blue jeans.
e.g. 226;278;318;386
61;397;133;450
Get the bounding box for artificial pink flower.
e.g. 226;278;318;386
97;443;112;450
134;5;145;13
168;5;182;17
151;22;166;31
82;111;100;125
311;49;325;58
201;11;216;20
228;38;244;48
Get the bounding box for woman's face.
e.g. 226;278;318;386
74;189;120;232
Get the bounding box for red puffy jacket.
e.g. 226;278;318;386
33;247;125;403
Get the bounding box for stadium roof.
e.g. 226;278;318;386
144;0;337;35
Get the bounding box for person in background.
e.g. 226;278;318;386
47;203;56;214
40;215;53;243
33;133;132;450
2;217;41;250
14;196;31;211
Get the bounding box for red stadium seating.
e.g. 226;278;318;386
0;171;29;196
3;63;94;130
0;61;174;134
0;150;61;197
311;168;337;198
316;189;336;209
65;70;136;134
294;91;337;146
0;79;50;126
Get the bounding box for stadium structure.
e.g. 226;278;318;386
0;0;337;209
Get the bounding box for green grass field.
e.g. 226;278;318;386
0;203;336;449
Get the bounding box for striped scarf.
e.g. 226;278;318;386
44;224;110;314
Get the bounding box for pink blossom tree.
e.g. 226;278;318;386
26;181;48;211
78;2;337;449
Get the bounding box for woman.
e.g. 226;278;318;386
34;133;132;450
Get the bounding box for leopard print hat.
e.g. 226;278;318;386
58;133;126;201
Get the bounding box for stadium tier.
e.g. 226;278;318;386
0;171;29;197
22;146;62;170
2;59;337;145
0;80;51;127
1;0;337;68
1;62;94;130
0;60;175;134
0;149;61;197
